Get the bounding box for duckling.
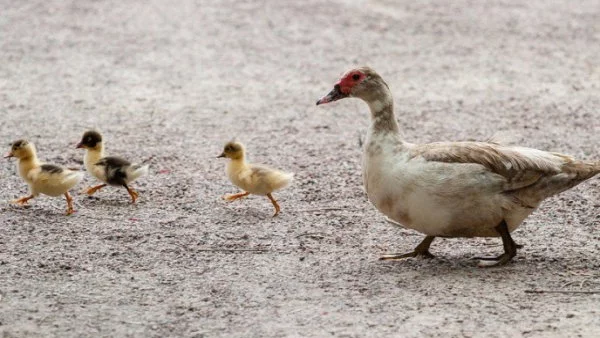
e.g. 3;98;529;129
317;67;600;266
218;141;293;217
4;139;84;215
76;130;149;203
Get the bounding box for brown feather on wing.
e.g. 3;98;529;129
409;142;565;178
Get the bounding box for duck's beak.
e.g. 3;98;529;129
217;152;226;158
316;84;348;105
75;142;84;149
4;151;14;158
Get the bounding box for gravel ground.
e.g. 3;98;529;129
0;0;599;337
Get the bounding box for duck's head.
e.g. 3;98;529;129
5;139;35;159
217;141;245;160
316;67;388;105
76;130;102;150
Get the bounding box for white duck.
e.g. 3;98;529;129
76;130;149;203
5;139;84;215
316;67;600;266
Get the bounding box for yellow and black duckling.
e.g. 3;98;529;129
76;130;149;203
218;141;293;217
5;139;84;215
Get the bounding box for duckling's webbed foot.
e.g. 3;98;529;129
266;193;281;217
13;195;34;206
380;236;436;261
124;185;139;203
223;192;250;202
475;220;519;268
85;184;107;196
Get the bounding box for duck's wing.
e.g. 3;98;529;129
410;141;599;200
411;142;564;177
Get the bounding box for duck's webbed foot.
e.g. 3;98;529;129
380;236;436;261
475;220;519;267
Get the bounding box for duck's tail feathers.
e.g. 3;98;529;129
127;164;149;182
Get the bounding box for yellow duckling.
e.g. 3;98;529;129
5;139;84;215
218;141;293;217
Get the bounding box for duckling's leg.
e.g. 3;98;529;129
223;192;250;202
64;192;75;215
13;195;34;206
124;184;139;203
474;220;518;267
85;184;107;195
266;193;280;217
379;236;436;260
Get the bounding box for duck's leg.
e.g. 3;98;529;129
223;191;250;202
475;220;518;267
64;192;75;215
13;195;34;206
379;236;436;260
85;184;107;195
124;184;139;203
266;193;280;217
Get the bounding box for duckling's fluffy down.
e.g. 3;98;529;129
234;164;293;195
125;164;149;183
28;169;84;197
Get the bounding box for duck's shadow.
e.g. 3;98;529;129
358;252;570;281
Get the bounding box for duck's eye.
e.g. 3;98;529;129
352;74;360;81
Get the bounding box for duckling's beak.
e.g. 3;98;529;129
316;84;348;105
75;142;84;149
4;151;14;158
217;152;226;158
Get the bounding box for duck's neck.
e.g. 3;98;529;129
366;85;399;135
84;144;105;169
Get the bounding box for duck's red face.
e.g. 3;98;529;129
316;69;367;105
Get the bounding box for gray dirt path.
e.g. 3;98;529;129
0;0;599;337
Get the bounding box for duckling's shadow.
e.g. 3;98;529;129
219;199;282;219
225;206;274;220
5;203;69;218
78;195;140;208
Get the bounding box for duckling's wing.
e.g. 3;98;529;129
29;165;84;196
96;156;131;167
40;164;65;174
96;156;131;186
248;164;293;191
237;164;270;185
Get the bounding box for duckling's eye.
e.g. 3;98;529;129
352;74;360;81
